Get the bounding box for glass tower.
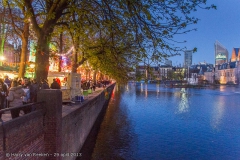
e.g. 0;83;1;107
184;50;193;68
214;41;228;65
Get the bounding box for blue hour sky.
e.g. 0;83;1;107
169;0;240;66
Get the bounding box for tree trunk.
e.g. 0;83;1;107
71;41;79;73
71;46;78;73
93;70;97;84
18;22;29;78
0;23;6;66
35;35;50;82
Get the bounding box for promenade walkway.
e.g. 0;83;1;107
0;86;107;123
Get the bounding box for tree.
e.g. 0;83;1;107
0;2;9;66
4;0;31;78
12;0;215;82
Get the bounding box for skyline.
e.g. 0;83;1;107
169;0;240;66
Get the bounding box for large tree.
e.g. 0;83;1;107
6;1;30;78
11;0;215;82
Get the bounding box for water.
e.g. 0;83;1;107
91;83;240;160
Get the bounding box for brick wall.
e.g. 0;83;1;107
0;110;45;160
0;84;115;160
61;84;115;160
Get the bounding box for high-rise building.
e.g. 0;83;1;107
184;50;193;68
165;60;172;66
214;41;228;65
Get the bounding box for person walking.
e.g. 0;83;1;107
50;78;61;89
7;80;26;119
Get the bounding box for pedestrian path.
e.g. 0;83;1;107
62;87;105;117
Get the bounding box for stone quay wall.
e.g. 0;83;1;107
0;83;115;160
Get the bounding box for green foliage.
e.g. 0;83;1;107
7;0;215;82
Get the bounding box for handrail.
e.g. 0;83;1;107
0;101;45;152
0;101;45;114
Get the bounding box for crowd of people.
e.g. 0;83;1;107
0;76;61;119
81;80;112;90
0;76;112;119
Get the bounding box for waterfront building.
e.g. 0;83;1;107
207;47;240;85
172;66;185;80
188;62;213;84
184;50;193;68
214;41;228;65
158;65;172;80
231;48;240;61
136;64;173;81
214;62;240;84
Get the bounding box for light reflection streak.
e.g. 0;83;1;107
145;84;148;97
156;84;160;98
211;96;225;130
176;88;189;114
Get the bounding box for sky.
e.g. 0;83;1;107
169;0;240;66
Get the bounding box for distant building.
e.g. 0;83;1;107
184;50;193;68
208;47;240;84
189;63;214;84
165;60;172;66
214;41;228;65
231;48;240;61
214;62;239;84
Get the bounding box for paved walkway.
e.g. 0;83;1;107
0;87;106;123
62;87;105;117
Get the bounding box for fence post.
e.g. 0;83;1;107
37;90;62;159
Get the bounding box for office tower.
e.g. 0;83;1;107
214;41;228;65
165;60;172;66
184;50;193;68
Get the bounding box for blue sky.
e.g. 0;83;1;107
169;0;240;66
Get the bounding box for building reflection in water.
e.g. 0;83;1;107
144;84;148;97
156;84;160;98
126;84;129;92
176;88;189;114
140;83;143;92
211;96;225;130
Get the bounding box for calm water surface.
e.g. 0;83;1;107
91;83;240;160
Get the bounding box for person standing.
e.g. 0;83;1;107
22;78;31;103
31;79;40;102
7;80;26;119
40;79;50;89
0;78;8;109
21;78;33;114
50;78;61;89
4;75;11;88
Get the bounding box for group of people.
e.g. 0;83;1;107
0;76;61;119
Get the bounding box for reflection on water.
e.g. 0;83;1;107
144;84;148;97
176;88;189;114
211;96;225;130
91;83;240;160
